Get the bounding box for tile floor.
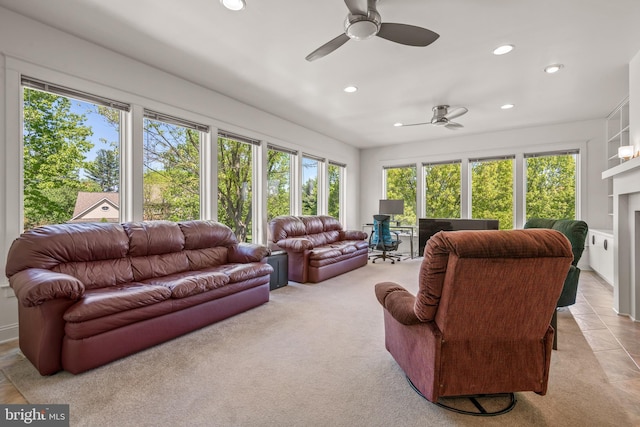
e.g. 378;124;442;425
567;271;640;423
1;271;639;420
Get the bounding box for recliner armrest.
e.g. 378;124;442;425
9;268;85;307
375;282;422;325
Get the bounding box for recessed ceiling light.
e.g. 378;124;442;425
393;122;403;127
220;0;245;11
493;44;514;55
343;86;358;93
501;104;515;109
544;64;564;74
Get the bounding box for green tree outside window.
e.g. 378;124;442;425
22;88;112;229
302;157;319;215
385;166;417;225
328;164;342;220
143;119;200;222
424;163;461;218
471;158;513;229
526;154;576;220
218;137;253;242
267;149;291;221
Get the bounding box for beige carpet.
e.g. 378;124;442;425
3;259;633;426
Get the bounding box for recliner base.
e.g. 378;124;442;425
407;376;517;416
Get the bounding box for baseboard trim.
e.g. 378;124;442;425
0;322;19;343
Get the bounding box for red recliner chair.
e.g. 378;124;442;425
375;229;573;415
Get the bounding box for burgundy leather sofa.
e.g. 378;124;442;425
268;215;368;283
5;220;273;375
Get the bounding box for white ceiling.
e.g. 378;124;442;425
2;0;640;149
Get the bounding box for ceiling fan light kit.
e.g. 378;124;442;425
306;0;439;61
345;11;381;40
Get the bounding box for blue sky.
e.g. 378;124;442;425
69;99;118;161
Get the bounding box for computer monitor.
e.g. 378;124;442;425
379;199;404;225
379;199;404;215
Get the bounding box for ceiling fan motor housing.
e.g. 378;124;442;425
431;105;450;125
344;10;381;40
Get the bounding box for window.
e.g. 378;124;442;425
525;151;577;220
143;111;205;222
384;165;417;225
423;161;461;218
218;131;258;242
328;161;345;221
21;78;126;230
302;155;322;215
267;145;295;221
471;156;514;229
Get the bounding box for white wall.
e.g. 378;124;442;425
0;7;360;341
631;51;640;153
360;119;610;261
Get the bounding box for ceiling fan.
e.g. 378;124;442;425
305;0;439;62
400;105;468;130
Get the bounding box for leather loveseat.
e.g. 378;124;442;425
5;220;273;375
268;215;368;283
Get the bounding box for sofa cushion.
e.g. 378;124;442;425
211;262;274;283
309;247;343;260
130;252;190;281
307;231;340;247
275;238;313;252
53;258;134;289
300;216;325;234
329;240;369;254
123;221;185;256
319;215;343;232
179;220;237;249
184;247;229;270
141;271;230;298
308;249;368;267
5;222;129;277
269;216;307;241
63;284;172;322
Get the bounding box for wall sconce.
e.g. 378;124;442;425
221;0;245;11
618;145;634;161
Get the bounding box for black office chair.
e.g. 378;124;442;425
369;214;402;264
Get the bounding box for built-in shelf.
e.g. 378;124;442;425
602;154;640;179
604;97;630;224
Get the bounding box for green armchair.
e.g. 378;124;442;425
524;218;589;349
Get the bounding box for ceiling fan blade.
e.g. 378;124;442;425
344;0;367;15
445;122;464;130
305;34;350;62
443;107;468;120
377;23;439;47
398;122;431;127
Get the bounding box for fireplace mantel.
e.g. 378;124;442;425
602;155;640;180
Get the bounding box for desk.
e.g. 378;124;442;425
363;223;416;259
418;218;499;255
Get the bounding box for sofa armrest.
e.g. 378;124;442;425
9;269;85;307
374;282;422;325
341;230;367;240
275;237;313;252
228;243;270;263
